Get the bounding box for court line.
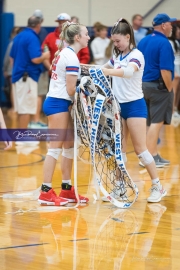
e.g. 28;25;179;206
128;232;149;235
0;243;49;250
69;238;89;242
0;152;45;169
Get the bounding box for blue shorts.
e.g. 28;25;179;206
43;97;72;116
120;98;147;120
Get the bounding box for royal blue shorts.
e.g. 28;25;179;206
120;98;147;120
43;97;72;116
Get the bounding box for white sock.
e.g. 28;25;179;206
43;183;52;188
62;180;71;185
152;178;161;187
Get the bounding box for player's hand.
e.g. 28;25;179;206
4;140;12;150
1;129;12;150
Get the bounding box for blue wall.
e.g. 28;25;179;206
0;12;14;106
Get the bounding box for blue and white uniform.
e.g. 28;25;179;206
43;46;80;116
108;48;147;120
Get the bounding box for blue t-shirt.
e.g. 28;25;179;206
134;27;147;46
10;28;43;83
138;30;174;82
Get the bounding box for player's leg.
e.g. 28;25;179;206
59;113;89;203
127;117;167;203
39;98;72;206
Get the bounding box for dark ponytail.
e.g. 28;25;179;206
111;18;136;57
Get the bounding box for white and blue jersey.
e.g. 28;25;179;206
47;46;80;101
108;48;144;103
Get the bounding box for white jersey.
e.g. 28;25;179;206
108;48;144;103
47;47;80;101
91;37;110;65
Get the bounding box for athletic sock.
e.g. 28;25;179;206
62;179;72;185
152;178;161;187
61;183;72;190
42;183;52;192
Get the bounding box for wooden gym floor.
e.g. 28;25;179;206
0;112;180;270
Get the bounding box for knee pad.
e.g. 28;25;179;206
122;152;127;163
47;148;62;160
62;148;74;159
138;150;153;166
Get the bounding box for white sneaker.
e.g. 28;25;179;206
102;188;127;202
171;112;180;127
147;185;167;203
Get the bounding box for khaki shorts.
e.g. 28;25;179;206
13;77;37;114
38;71;49;96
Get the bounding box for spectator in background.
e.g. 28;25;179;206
90;23;110;65
138;13;176;167
0;108;12;150
71;16;79;23
169;24;180;126
88;21;102;63
10;16;50;131
71;16;90;64
132;14;147;46
28;9;49;128
3;27;22;115
42;13;71;72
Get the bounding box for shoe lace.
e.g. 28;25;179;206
149;185;159;195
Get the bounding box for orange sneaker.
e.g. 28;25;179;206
59;185;89;203
38;189;69;206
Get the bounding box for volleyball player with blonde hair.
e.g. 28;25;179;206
38;22;90;205
102;18;167;203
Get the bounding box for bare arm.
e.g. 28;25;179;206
0;108;7;129
43;59;51;70
0;108;12;150
160;70;173;92
66;74;78;96
102;63;138;77
31;51;50;64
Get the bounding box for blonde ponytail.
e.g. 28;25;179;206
51;21;82;70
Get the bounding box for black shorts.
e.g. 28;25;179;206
142;82;174;126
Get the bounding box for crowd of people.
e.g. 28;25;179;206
1;10;180;205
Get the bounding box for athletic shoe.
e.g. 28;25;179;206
59;185;89;203
102;187;127;202
156;154;170;165
171;111;180;127
28;121;48;129
38;189;69;206
147;185;167;203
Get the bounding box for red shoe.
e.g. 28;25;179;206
38;189;69;206
59;186;89;203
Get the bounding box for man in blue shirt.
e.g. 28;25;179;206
132;14;147;46
28;10;49;129
138;13;176;168
10;16;49;129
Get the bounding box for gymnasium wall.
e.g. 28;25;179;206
4;0;180;27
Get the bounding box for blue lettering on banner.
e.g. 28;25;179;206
90;128;96;160
115;133;122;161
93;99;104;126
124;203;130;208
107;118;113;129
